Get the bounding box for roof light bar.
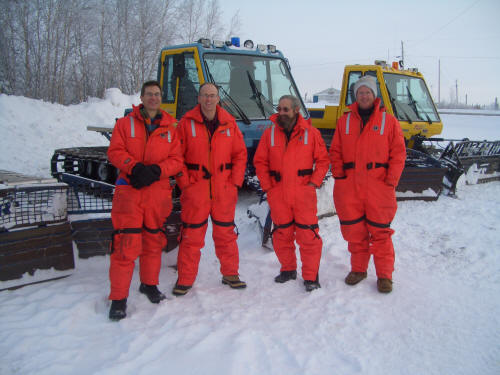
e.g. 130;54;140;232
257;44;266;52
198;38;211;48
231;37;240;47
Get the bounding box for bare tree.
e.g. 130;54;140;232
0;0;241;103
226;10;242;40
203;0;224;40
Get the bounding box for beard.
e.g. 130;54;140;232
277;114;296;129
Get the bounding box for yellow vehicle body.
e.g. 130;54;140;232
308;63;443;149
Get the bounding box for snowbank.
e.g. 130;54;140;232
0;89;139;178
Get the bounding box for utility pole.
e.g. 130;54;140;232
400;41;404;68
455;80;458;104
438;59;441;104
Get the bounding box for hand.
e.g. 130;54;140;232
308;182;318;188
128;163;161;189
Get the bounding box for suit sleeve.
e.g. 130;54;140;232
385;117;407;187
230;122;248;187
253;129;273;192
328;116;346;178
309;127;330;187
107;116;138;175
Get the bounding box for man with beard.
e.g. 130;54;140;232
253;95;330;291
329;75;406;293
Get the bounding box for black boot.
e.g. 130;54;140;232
109;298;127;321
139;283;166;304
274;270;297;283
304;275;321;292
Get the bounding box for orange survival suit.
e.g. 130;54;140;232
253;113;330;281
107;105;183;300
329;98;406;279
175;104;247;286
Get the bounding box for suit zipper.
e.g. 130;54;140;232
207;127;213;200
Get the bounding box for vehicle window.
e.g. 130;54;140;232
345;71;362;105
384;73;439;122
162;55;175;103
203;53;306;120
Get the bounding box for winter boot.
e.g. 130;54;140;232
109;298;127;321
172;282;192;297
345;271;367;286
377;278;393;293
222;275;247;289
274;270;297;283
139;283;166;303
304;275;321;292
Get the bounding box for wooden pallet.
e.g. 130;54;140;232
0;222;74;282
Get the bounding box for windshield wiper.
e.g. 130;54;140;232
246;71;275;118
387;88;412;123
406;87;432;123
203;60;251;125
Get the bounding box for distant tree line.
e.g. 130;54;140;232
0;0;240;104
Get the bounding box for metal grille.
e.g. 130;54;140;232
454;140;500;159
61;173;114;214
0;184;68;230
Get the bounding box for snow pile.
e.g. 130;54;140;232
0;89;139;178
0;93;499;374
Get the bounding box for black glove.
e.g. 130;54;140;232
128;163;161;189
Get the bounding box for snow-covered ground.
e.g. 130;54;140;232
0;91;499;375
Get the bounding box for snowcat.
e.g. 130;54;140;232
308;61;500;200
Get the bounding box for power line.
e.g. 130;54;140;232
409;0;482;48
407;54;500;60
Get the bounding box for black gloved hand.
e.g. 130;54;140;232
128;163;161;189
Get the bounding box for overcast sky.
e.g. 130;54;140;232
220;0;500;105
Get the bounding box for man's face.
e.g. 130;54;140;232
140;85;162;113
277;99;299;128
356;86;376;110
198;84;220;115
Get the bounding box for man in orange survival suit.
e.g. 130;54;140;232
172;83;247;296
107;81;183;320
254;95;330;292
329;75;406;293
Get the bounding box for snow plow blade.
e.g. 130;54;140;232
396;149;448;201
439;139;500;185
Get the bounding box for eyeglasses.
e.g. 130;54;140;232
144;92;161;97
277;106;291;113
200;94;218;99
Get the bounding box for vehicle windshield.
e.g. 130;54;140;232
384;73;440;122
203;53;307;120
